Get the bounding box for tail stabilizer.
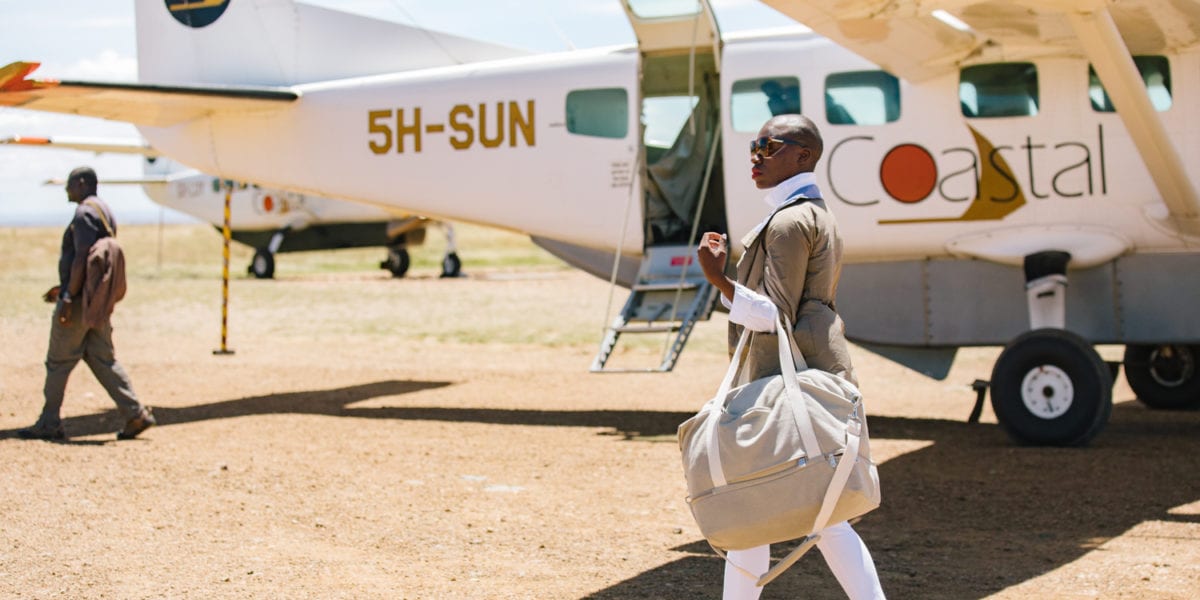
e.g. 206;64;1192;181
137;0;532;86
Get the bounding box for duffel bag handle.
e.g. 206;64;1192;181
706;316;824;488
776;315;822;459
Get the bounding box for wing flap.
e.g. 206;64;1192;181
758;1;979;81
0;62;298;127
760;0;1200;81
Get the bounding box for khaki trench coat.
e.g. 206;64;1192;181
728;196;857;385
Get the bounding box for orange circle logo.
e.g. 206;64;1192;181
880;144;937;203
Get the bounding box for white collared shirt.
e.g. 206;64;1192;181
721;172;821;332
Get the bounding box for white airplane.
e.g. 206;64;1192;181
2;0;1199;446
0;134;462;279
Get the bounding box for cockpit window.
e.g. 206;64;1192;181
960;63;1039;118
730;76;800;132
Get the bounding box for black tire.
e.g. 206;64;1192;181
248;248;275;279
440;252;462;278
382;247;410;278
1123;344;1200;410
990;329;1113;446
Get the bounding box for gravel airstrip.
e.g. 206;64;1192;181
1;223;1197;599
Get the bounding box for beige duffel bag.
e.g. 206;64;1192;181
678;316;881;587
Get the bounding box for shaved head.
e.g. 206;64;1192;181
68;166;97;188
64;166;98;203
762;114;823;165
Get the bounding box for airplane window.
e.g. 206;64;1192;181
566;88;629;139
730;77;800;132
643;96;700;148
1088;56;1172;112
959;63;1039;118
825;71;900;125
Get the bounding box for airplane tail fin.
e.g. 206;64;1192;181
136;0;530;86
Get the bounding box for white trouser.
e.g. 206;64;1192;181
722;521;885;600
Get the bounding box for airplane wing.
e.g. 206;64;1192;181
760;0;1200;232
759;0;1200;82
43;175;173;186
1;133;161;158
0;62;298;128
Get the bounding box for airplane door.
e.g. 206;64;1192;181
621;0;727;248
621;0;720;65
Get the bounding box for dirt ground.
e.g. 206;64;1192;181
1;224;1198;599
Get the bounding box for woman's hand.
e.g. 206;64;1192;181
697;232;734;300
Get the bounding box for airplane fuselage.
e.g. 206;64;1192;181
138;31;1199;267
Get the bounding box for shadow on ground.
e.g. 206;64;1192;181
4;382;1197;598
584;401;1200;599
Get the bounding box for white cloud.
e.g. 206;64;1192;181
60;50;138;81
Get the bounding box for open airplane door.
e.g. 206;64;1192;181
592;1;725;373
621;0;725;248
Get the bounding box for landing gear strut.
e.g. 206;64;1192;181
989;251;1112;446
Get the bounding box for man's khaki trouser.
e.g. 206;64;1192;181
38;299;141;427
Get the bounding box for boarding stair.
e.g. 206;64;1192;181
591;245;718;373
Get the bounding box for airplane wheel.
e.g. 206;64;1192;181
382;247;410;278
440;252;462;278
1123;344;1200;410
990;329;1112;446
249;248;275;279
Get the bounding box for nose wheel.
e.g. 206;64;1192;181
990;328;1112;446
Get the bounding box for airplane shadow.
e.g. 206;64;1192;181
582;401;1200;599
3;383;1197;598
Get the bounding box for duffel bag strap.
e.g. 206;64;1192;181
714;328;751;403
710;536;822;586
775;316;821;458
813;418;862;534
705;328;752;488
755;535;822;587
751;422;863;588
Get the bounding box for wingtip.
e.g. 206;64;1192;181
0;135;52;146
0;61;57;92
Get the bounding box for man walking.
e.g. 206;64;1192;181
18;166;155;441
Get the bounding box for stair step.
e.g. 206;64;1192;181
592;245;719;372
632;281;701;292
614;324;680;334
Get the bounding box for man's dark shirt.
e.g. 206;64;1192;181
58;196;116;292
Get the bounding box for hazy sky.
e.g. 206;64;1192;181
0;0;794;225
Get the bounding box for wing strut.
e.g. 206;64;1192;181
1066;6;1200;236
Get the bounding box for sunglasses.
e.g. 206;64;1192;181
750;136;805;157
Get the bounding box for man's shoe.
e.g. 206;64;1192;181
117;407;156;440
17;424;66;441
